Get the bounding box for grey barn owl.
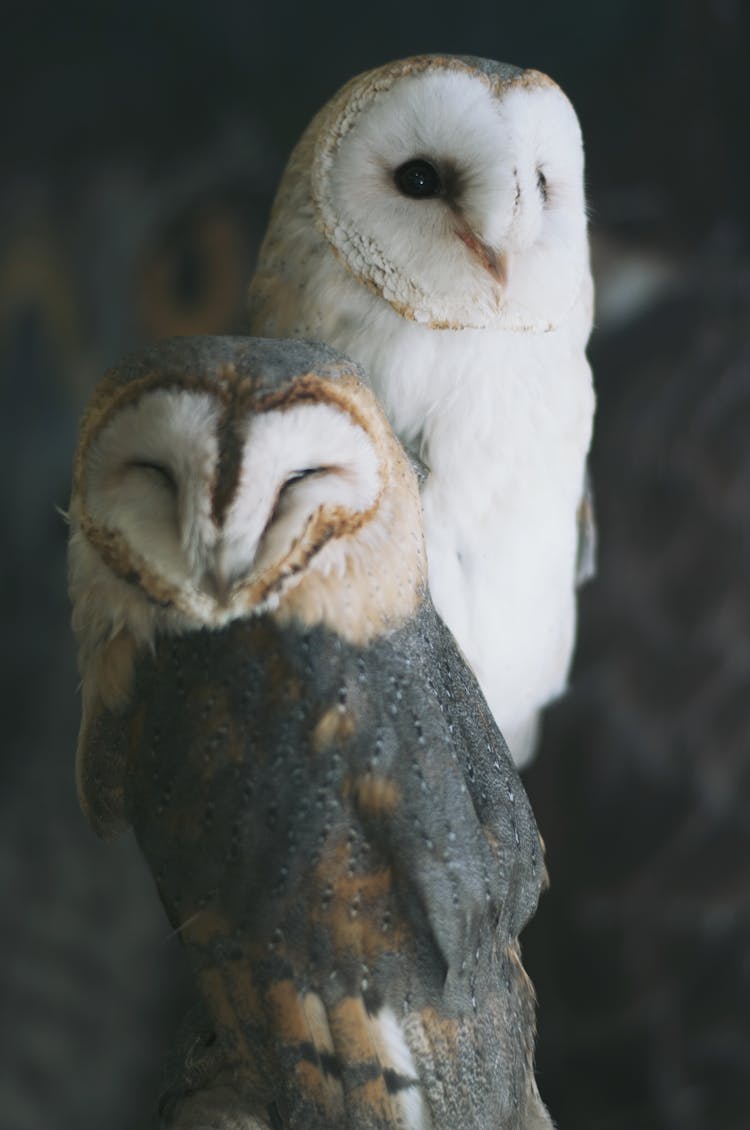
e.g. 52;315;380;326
68;336;552;1129
248;54;596;766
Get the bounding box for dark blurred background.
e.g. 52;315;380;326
3;2;749;1127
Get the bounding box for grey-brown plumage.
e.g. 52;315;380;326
68;336;551;1129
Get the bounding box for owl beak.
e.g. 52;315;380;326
455;221;507;288
202;533;261;606
203;564;232;606
203;539;236;605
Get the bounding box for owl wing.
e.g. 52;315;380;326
344;607;549;1128
575;461;597;586
123;624;426;1130
128;615;547;1129
420;607;548;934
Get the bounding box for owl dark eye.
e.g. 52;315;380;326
393;159;443;199
536;168;548;204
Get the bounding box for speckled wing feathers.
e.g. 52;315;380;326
122;604;545;1128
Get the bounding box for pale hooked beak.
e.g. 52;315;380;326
202;563;232;606
202;537;238;606
454;219;508;288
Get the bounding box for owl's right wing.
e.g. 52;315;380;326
423;610;548;938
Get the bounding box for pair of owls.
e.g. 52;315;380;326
69;55;594;1130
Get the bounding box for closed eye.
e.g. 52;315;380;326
279;467;328;494
253;467;331;562
266;467;330;525
127;460;178;492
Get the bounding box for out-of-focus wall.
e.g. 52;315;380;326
2;3;748;1127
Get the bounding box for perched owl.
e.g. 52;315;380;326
68;336;552;1129
248;54;596;766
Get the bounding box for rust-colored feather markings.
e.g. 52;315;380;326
67;337;551;1129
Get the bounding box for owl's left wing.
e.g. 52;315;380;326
361;611;550;1128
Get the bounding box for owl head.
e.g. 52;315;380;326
258;54;589;333
68;337;426;765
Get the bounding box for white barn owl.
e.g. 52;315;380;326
248;54;596;765
68;336;552;1129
